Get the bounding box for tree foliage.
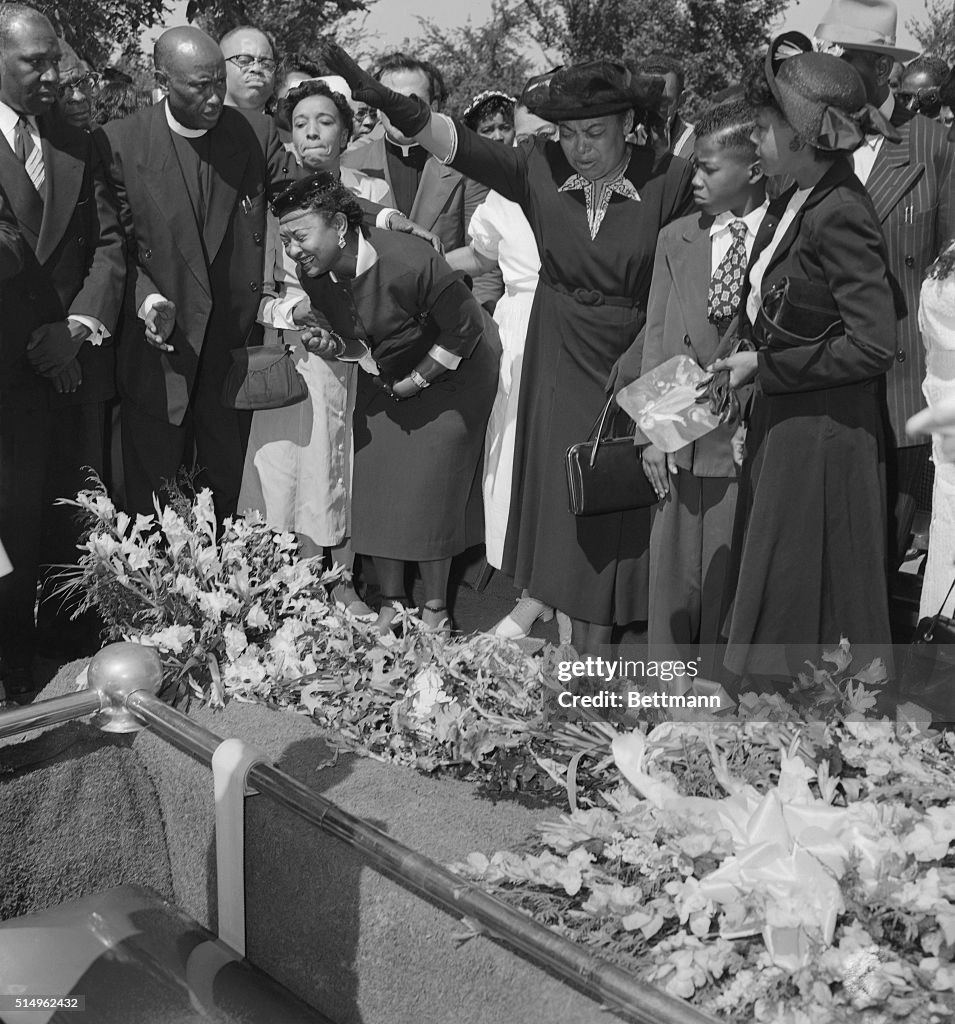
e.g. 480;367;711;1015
907;0;955;64
397;1;534;116
523;0;788;115
191;0;369;57
36;0;167;65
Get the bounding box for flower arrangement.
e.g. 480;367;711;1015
63;483;955;1021
452;715;955;1022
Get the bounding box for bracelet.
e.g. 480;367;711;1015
409;369;430;390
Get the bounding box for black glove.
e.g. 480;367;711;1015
320;43;432;138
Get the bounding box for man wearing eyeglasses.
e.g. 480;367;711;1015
55;41;98;130
0;4;124;699
897;56;950;124
220;26;276;119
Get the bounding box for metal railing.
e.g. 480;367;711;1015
0;643;718;1024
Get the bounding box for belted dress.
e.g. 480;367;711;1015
445;123;694;624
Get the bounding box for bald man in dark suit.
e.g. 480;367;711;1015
97;26;284;522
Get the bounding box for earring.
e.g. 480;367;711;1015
337;228;346;250
788;137;803;152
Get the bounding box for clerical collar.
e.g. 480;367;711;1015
384;136;420;157
165;100;208;138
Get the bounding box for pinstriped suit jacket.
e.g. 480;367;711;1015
867;107;955;445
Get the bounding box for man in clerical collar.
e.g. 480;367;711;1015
96;26;283;524
341;53;488;254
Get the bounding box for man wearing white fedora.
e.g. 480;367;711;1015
815;0;955;566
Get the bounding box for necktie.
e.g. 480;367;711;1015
708;220;748;323
14;116;44;197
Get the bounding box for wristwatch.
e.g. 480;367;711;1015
409;369;431;390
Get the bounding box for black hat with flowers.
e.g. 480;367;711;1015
763;31;900;150
523;60;663;122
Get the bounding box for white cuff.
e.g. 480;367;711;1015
376;207;398;229
428;344;462;370
258;293;300;330
137;293;166;320
67;315;109;346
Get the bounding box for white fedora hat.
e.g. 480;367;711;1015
814;0;919;60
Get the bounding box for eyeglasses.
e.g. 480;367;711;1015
58;72;101;96
897;86;942;116
225;55;277;73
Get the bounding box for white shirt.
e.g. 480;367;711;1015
852;92;894;186
0;99;107;346
709;201;769;276
746;187;814;325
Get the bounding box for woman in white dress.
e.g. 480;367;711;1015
239;80;393;614
915;242;955;620
447;97;569;640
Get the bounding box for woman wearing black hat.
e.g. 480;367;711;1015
709;34;900;676
321;47;694;654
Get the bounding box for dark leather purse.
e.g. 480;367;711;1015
754;277;843;350
221;331;308;411
565;397;658;516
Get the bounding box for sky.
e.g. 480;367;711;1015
143;0;928;56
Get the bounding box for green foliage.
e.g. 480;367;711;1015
907;0;955;64
396;1;534;117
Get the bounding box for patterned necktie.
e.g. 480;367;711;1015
708;220;748;323
14;116;44;197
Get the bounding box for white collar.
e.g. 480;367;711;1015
164;100;208;138
329;229;377;283
863;91;895;147
384;136;420;158
0;101;37;136
709;199;769;238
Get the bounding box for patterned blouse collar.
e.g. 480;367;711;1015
558;156;640;240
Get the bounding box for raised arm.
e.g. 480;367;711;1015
321;44;531;204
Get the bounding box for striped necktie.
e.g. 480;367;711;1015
14;116;44;197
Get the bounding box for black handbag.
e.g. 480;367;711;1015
221;331;308;411
565;397;659;516
754;277;843;350
900;578;955;723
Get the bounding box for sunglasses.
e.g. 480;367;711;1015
897;86;942;116
226;55;277;73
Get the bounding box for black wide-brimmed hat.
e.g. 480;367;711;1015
523;61;663;122
763;31;900;150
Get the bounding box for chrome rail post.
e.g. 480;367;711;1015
121;688;719;1024
0;689;105;741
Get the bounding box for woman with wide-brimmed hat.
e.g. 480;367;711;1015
320;48;695;654
709;33;901;676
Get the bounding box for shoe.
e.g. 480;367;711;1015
331;584;375;620
493;597;554;640
375;595;408;635
421;602;451;636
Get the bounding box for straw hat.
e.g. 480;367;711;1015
764;32;900;150
813;0;919;61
